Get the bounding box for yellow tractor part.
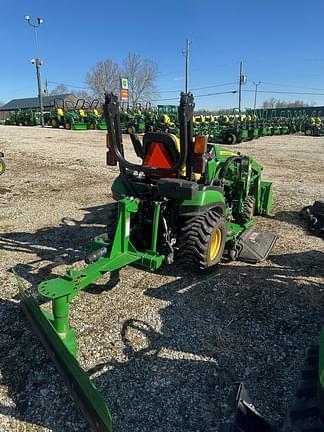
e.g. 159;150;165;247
162;114;171;125
209;228;222;261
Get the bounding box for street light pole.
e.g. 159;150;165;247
25;15;45;127
183;38;192;93
238;61;247;112
253;81;261;114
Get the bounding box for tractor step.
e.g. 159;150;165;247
20;290;113;432
237;228;277;264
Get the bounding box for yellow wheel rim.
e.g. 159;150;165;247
0;161;5;175
209;228;222;261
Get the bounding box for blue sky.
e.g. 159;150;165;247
2;0;324;109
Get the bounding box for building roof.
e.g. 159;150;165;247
0;94;76;111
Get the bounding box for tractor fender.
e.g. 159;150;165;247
178;186;226;217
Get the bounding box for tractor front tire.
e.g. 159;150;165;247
224;133;237;145
65;122;71;130
89;122;96;130
236;196;255;224
304;128;313;136
179;210;227;273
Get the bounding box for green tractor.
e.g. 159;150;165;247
17;110;41;126
21;92;277;432
85;99;107;130
49;99;88;130
48;98;66;128
303;116;324;137
63;99;89;130
212;114;249;145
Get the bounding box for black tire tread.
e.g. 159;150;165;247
237;196;255;224
178;210;226;272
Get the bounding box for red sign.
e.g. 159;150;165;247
120;89;129;101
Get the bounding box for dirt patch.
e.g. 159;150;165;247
0;125;323;432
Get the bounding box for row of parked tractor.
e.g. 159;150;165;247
4;98;324;143
4;99;107;130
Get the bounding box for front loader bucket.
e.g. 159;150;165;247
20;290;113;432
72;123;88;131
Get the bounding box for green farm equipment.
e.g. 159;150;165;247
21;92;277;431
64;99;88;130
48;98;66;128
5;110;40;126
303;116;324;136
86;99;107;130
0;152;5;175
49;99;88;130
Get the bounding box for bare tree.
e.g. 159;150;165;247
86;59;120;101
122;53;158;105
50;84;70;95
72;90;93;105
263;98;310;108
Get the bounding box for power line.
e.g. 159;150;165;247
257;81;324;92
243;89;324;96
157;81;237;94
152;90;237;102
48;80;90;90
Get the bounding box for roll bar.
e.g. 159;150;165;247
103;92;195;178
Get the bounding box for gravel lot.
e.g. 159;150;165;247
0;125;323;432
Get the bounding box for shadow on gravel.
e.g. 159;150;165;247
0;203;115;286
89;249;324;432
0;298;87;431
1;207;324;431
275;210;310;231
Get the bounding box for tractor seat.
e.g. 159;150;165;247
142;132;179;172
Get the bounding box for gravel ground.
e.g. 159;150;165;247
0;125;323;432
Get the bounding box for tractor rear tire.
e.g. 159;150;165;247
178;210;227;273
224;133;237;145
52;119;59;128
236;196;255;224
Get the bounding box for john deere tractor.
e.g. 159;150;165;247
21;92;276;432
86;99;107;130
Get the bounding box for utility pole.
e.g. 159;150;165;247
253;81;261;114
44;79;49;96
25;15;45;127
238;61;247;112
183;38;192;93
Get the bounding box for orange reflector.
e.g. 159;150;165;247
143;142;173;170
194;135;207;154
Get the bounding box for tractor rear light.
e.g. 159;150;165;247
192;154;207;174
194;135;208;155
